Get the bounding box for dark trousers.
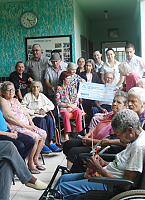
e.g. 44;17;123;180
0;132;35;160
63;139;91;163
71;153;91;173
33;115;55;143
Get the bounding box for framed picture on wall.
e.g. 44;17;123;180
25;35;72;63
108;28;119;38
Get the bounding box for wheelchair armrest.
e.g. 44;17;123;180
88;176;134;187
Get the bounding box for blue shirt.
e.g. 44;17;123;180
0;110;8;132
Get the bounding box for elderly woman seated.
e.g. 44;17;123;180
63;91;128;170
0;81;47;174
118;61;140;92
21;81;59;153
56;71;83;141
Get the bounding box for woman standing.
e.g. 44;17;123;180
56;71;82;141
76;57;86;76
67;62;84;91
79;59;101;118
101;48;124;88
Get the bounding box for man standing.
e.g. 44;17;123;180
25;44;51;94
44;52;66;103
125;43;145;78
9;61;33;102
93;50;104;81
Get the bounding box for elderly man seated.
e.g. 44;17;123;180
92;72;115;116
53;109;145;200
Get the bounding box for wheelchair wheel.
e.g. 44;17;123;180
110;189;145;200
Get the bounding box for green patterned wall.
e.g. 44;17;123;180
0;0;74;76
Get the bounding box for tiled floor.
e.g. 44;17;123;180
10;150;67;200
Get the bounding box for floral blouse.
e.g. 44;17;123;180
55;85;78;109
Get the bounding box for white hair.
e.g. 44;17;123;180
128;87;145;104
136;78;145;89
118;61;131;76
112;109;140;132
67;62;77;72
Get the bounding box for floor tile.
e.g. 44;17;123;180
10;150;66;200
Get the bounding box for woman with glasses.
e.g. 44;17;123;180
0;81;47;174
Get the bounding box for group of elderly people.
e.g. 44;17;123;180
1;47;145;199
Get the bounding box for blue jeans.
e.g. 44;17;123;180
33;115;55;143
54;172;107;200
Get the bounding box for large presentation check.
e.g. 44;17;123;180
77;82;116;101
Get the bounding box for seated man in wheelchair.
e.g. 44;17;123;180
53;109;145;200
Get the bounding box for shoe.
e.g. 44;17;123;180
36;165;46;171
41;145;52;153
77;134;84;139
49;144;60;152
25;179;47;190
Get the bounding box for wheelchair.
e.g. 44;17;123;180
39;133;145;200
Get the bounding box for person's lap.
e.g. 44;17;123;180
54;172;106;200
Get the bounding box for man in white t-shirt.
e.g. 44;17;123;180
125;43;145;78
53;109;145;199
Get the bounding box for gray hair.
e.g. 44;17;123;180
112;109;140;132
104;72;114;80
136;78;145;89
128;87;145;104
86;59;95;71
67;62;77;72
118;62;131;75
30;81;43;92
1;81;14;92
32;44;41;50
114;90;128;105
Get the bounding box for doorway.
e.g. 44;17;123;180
102;42;127;63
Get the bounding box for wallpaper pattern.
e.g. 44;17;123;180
0;0;74;76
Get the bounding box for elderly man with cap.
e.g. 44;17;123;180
44;52;66;103
25;44;51;95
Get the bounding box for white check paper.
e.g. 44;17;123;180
78;82;116;101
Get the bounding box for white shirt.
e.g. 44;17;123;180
100;60;121;86
104;130;145;179
126;54;145;78
21;92;54;119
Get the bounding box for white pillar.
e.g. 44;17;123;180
140;0;145;59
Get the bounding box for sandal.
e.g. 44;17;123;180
36;165;46;171
29;168;41;174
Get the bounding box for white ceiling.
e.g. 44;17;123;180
0;0;139;22
77;0;138;22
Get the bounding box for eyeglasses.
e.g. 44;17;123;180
5;88;15;92
32;49;40;52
